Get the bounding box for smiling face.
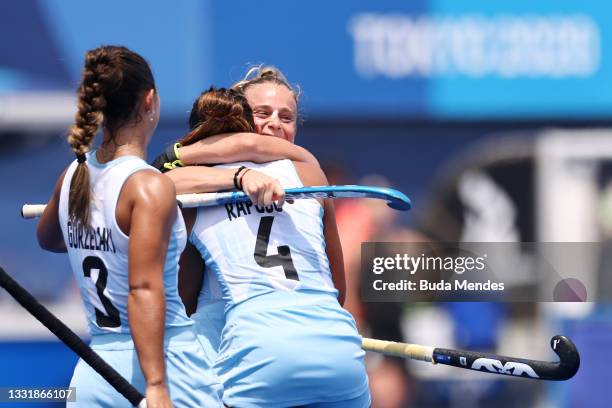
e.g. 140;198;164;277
244;82;297;143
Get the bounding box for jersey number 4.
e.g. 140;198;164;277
82;256;121;328
254;216;299;281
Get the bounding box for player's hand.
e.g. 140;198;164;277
145;383;173;408
151;143;183;173
241;169;285;208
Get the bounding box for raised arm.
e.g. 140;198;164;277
124;170;175;406
178;132;318;166
293;162;346;305
37;168;68;253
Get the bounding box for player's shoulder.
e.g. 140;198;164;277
292;161;328;187
124;168;176;205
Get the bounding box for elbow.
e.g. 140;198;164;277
37;228;65;253
129;282;153;295
129;281;165;298
36;231;50;251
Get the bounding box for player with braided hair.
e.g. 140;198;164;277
36;45;222;407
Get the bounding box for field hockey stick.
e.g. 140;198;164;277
362;335;579;381
0;266;147;407
21;185;412;219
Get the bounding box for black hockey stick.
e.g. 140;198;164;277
362;334;579;380
0;266;146;407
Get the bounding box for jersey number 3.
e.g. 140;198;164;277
82;256;121;328
254;216;299;281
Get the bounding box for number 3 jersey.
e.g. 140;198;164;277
191;159;338;310
58;153;193;335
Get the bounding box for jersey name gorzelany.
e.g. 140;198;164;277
66;221;116;253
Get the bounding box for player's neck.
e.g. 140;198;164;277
97;130;148;162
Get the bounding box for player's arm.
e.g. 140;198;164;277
177;208;203;316
37;168;68;253
178;132;319;166
124;170;174;401
164;166;286;207
293;162;347;305
164;166;238;194
322;199;346;306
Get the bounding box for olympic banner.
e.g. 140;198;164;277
2;0;612;119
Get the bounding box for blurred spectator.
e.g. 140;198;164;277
326;164;425;408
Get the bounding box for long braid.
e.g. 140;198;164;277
67;49;110;227
66;45;155;226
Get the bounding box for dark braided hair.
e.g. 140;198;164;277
67;45;155;227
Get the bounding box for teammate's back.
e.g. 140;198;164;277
191;159;337;310
59;154;192;335
191;159;370;407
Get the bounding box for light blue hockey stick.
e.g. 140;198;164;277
176;185;410;211
21;185;411;218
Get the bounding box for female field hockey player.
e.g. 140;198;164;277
151;67;336;358
36;45;222;407
156;79;370;407
151;68;324;367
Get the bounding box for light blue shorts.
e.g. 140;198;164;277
191;300;226;366
67;326;223;407
216;291;370;408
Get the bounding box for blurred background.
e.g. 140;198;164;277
1;1;611;407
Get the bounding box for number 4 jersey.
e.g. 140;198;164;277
191;159;338;310
58;153;193;335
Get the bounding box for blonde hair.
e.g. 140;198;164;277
232;65;300;104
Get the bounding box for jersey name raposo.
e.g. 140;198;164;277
225;200;283;221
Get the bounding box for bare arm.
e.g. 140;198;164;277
178;132;319;166
164;166;236;194
293;162;346;305
322;199;346;306
165;165;286;207
124;171;175;404
37;168;68;253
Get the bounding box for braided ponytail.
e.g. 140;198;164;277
67;48;109;227
67;45;155;227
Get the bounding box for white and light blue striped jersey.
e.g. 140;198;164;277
191;159;337;310
58;152;192;335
